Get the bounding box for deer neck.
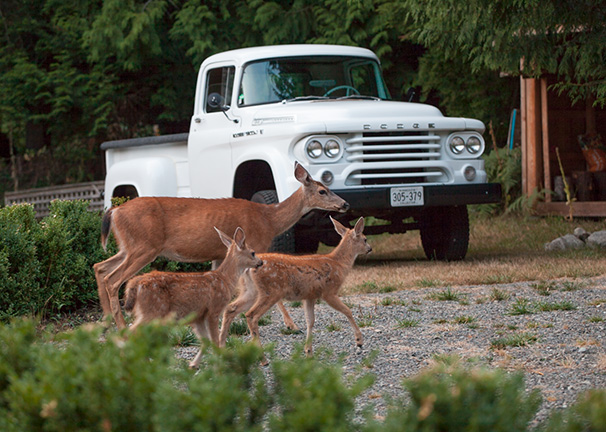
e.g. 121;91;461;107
329;238;358;269
267;187;307;236
216;255;245;289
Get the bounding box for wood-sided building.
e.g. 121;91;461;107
521;72;606;217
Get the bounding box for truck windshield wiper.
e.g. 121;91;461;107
283;96;330;102
336;95;381;101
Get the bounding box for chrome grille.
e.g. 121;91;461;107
344;132;445;185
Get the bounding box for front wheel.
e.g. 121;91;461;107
419;205;469;261
251;190;295;253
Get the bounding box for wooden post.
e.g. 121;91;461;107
520;74;527;196
541;78;552;202
524;78;542;197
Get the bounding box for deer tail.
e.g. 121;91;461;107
124;282;137;313
100;208;113;252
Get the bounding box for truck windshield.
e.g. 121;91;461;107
238;55;391;106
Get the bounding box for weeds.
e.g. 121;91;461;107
395;318;420;329
453;316;476;324
536;301;577;312
491;332;538;349
531;281;556;296
427;287;462;302
490;288;510;301
508;298;535;315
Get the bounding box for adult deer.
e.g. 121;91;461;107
94;162;349;329
124;227;262;369
219;216;372;360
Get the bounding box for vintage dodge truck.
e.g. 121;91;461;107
101;44;501;260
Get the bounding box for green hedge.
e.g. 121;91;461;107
0;200;209;321
1;319;605;431
0;201;106;319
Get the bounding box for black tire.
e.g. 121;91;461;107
419;205;469;261
251;190;295;253
294;227;320;254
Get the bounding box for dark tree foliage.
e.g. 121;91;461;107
1;0;603;194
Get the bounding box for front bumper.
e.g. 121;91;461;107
332;183;502;210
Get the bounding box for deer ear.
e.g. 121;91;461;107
330;216;349;237
294;161;312;185
233;227;246;249
354;217;365;236
214;227;233;249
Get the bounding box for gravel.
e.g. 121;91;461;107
177;276;606;425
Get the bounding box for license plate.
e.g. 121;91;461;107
390;186;424;207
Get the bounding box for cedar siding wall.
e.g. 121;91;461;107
521;74;606;217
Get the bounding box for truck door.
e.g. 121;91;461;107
189;64;237;198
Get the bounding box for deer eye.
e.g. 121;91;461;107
319;189;327;195
251;252;256;257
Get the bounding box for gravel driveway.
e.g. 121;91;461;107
177;276;606;425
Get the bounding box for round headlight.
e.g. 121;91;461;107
449;136;465;154
321;170;334;185
306;140;322;158
464;165;477;181
466;136;482;154
324;139;340;158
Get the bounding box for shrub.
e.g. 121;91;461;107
542;389;606;432
0;201;106;319
0;200;210;321
380;362;542;432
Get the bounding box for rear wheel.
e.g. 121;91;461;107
419;205;469;261
251;190;295;253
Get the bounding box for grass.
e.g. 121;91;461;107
490;332;538;349
508;298;535;315
426;287;462;302
336;214;606;296
535;300;577;312
395;318;420;328
490;288;510;301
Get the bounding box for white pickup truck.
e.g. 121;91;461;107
101;44;501;260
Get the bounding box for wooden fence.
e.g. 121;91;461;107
3;181;105;218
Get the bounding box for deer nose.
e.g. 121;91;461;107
342;201;350;211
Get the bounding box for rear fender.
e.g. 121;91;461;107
104;157;178;208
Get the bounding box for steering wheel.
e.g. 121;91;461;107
323;85;360;97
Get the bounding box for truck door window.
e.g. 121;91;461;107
205;66;235;113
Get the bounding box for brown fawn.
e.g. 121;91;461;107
219;216;372;359
123;226;262;369
94;162;349;329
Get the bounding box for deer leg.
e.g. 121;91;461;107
206;314;220;346
322;294;363;348
187;320;205;369
93;251;127;323
104;252;157;330
302;299;316;357
276;301;300;332
245;294;280;365
219;289;257;347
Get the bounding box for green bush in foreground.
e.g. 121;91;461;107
378;361;542;432
1;319;606;431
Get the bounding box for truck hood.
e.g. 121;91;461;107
243;99;484;133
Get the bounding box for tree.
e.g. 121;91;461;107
383;0;606;107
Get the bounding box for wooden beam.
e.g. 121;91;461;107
520;74;527;195
536;201;606;218
541;78;552;202
524;78;542;196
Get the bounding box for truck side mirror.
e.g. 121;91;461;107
405;87;416;102
207;92;226;110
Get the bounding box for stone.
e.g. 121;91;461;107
587;230;606;249
573;227;590;242
544;234;585;251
